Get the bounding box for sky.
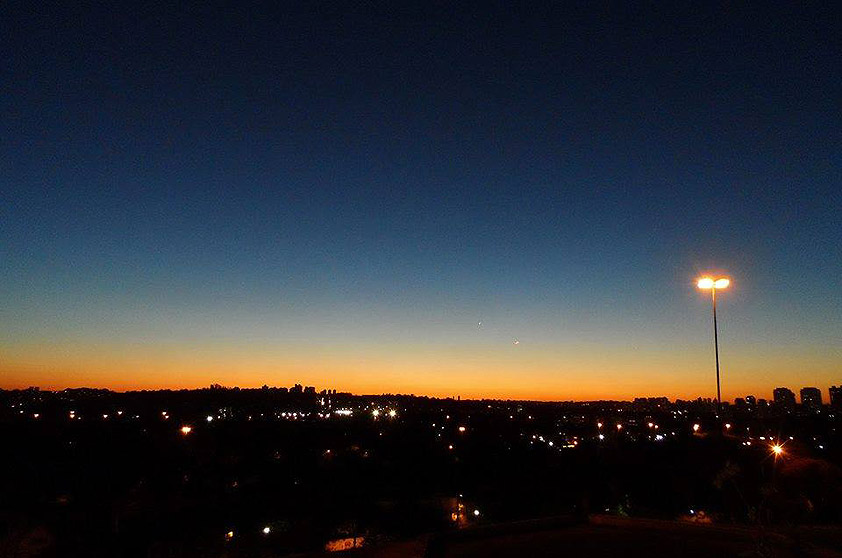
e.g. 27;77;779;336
2;3;840;400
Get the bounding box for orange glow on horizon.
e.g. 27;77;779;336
1;338;838;402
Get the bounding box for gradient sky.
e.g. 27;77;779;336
2;3;840;400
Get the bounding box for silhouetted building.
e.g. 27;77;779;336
291;384;303;394
773;387;796;412
304;386;316;394
801;387;823;414
830;386;842;409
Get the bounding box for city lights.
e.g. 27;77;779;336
262;526;271;535
180;426;192;435
692;424;700;432
772;444;783;456
388;409;397;418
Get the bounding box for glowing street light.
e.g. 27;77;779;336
180;425;192;435
697;276;730;418
771;444;783;457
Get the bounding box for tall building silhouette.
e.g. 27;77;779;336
800;387;823;414
829;386;842;409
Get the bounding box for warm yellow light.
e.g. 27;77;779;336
616;423;622;430
372;409;380;417
388;409;397;418
693;423;700;432
180;426;192;435
225;531;234;541
697;278;714;289
725;423;732;429
697;277;730;289
597;422;603;428
772;444;783;456
458;426;466;433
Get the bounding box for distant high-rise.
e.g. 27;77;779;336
829;386;842;409
800;387;823;413
773;388;796;413
745;395;756;410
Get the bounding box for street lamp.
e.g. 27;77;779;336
697;276;730;418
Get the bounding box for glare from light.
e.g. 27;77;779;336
225;531;234;541
206;415;214;422
458;426;466;433
597;422;603;428
616;423;622;430
388;409;397;418
693;423;700;432
473;509;480;517
772;444;783;456
697;278;715;289
180;426;192;435
372;409;380;417
725;423;732;429
697;277;730;290
262;526;271;535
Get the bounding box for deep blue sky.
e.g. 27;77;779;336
2;2;840;397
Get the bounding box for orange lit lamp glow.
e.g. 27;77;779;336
697;276;730;419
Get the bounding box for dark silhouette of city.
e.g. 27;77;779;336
3;384;842;556
4;1;841;556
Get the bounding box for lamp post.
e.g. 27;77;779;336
697;277;730;418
